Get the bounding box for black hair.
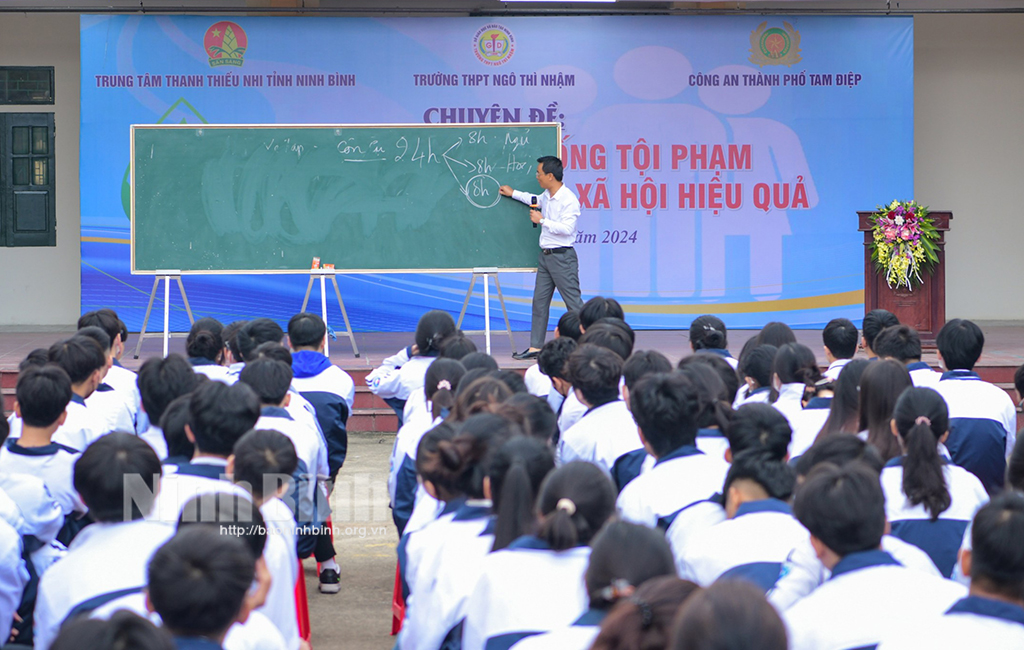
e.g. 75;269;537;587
756;321;796;348
51;610;174;650
538;337;577;381
287;312;326;350
439;332;477;360
671;580;787;650
160;394;195;461
795;433;885;478
452;376;513;421
16;365;72;428
892;387;952;521
137;354;199;425
629;372;699;457
231;429;299;500
78;309;123;349
682;352;741;405
567;344;623;408
236;318;284;362
823;317;858;360
537;155;564;182
556;310;582;341
771;343;821;398
593;578;701;650
460;351;499;372
188;381;261;456
794;462;886;556
936;318;985;371
580;322;634;361
48;336;106;385
725;403;792;460
689;315;728;352
415;423;461;501
970;492;1024;601
1009;435;1024;492
872;324;923;363
177;493;267;559
424;358;466;420
858;359;913;462
19;348;49;373
724;449;796;501
254;341;293;366
490;369;528;395
489;436;555;551
223;320;247;362
147;526;255;638
118;316;130;349
1015;364;1024;403
75;432;161;522
536;462;616;550
504;393;557;445
593;317;636;346
186;317;224;363
622;350;672;391
586;521;676;610
677;363;733;432
414;310;457;356
76;325;112;354
738;344;777;391
816;359;870;443
862;309;900;353
238;357;293;406
579;296;624;331
451;413;521;498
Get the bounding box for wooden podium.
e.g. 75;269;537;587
858;211;951;344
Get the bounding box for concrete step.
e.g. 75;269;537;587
348;408;398;434
353;386;389;410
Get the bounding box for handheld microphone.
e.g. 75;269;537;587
531;196;538;228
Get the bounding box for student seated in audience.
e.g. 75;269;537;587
933;319;1017;494
617;372;727;530
537;337;578;434
504;393;558;446
554;321;634;436
810;359;869;449
821;317;858;381
672;580;787;650
185;318;233;383
136;354;200;460
33;434;172;650
558;344;642;473
881;386;989;578
755;321;796;348
0;507;26;647
524;311;580;402
159;394;196;470
591;577;700;650
510;521;677;650
78;308;144;433
578;296;624;334
76;326;136;436
221;320;248;381
462;462;616;650
878;492;1024;649
677;449;804;591
251;342;324;445
733;344;777;407
861;308;900;360
148;381;260;525
768;342;821;425
49;610;174;650
609;350;673;493
675;361;732;460
783;462;966;650
873;324;942;387
859;359;913;462
688;314;737;369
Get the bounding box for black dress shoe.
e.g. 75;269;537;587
512;349;540;360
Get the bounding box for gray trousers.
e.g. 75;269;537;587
531;247;584;348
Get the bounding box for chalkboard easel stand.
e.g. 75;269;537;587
133;273;195;359
301;270;360;358
456;268;516;355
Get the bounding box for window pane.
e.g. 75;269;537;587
12;126;29;154
32;159;48;186
32;127;47;154
12;158;29;185
0;68;54;104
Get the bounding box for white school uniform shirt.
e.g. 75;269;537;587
880;456;989;578
223;610;289;650
462;536;591;650
368;352;433;402
0;518;26;645
85;382;136;435
8;394;107;454
105;361;145;434
389;412;442;532
667;501;728;572
787;396;833;459
556;390;588;436
823;358;851;382
678;498;809;590
877;595;1024;650
523;364;553;398
190;358;235;383
257;501;300;650
0;473;66;578
697;348;740;370
511;184;581;249
934;369;1017;493
403;389;429;426
399;497;468;598
147;457;251;525
733;385;771;408
260;496;298;558
906;360;942;388
33;520;174;650
403;487;444;537
783;549;967;650
695;427;730;462
0;439;85;516
257;407;329;494
617;445;728;530
139;423;169;460
558;400;642;474
768;533;942;612
507;610;605;650
771;383;806;426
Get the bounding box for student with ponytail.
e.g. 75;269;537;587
733;344;777;407
812;359;869;447
676;361;734;460
769;342;821;424
859;359;913;462
592;577;702;650
688;314;737;369
462;462;616;650
186;317;233;382
882;386;989;578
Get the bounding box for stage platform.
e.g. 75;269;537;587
3;326;1022;433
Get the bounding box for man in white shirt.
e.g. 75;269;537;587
500;156;584;360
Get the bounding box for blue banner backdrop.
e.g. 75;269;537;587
80;15;913;332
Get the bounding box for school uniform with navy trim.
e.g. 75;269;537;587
189;357;235;383
256;407;329;516
223;609;289;650
257;500;300;650
506;609;606;650
609;448;655;493
462;535;592;650
291;351;355;477
679;499;809;591
556;390;587;437
617;445;728;530
877;595;1024;650
139;423;169;460
934;370;1017;493
771;383;806;426
666;499;727;572
33;519;173;650
788;396;832;459
105;360;146;433
733;385;771;408
0;439;85;519
0;517;26;647
367;351;432;404
880;455;988;578
783;549;966;650
389;411;442;535
823;358;851;382
558;399;643;474
85;381;136;435
697;347;739;370
695;427;730;462
8;394;108;455
0;473;65;580
906;361;942;388
147;457;251;525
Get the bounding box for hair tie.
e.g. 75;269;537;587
555;498;576;516
598;578;635;603
437;379;452;391
915;416;931;426
631;596;654;629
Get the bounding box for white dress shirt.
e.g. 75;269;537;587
511;185;580;249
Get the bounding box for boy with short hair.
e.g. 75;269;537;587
821;318;858;381
537;336;578;430
609;350;673;493
76;326;136;436
78;308;144;433
872;324;942;387
136;354;200;460
861;309;899;360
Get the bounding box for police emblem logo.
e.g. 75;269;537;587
749;21;802;68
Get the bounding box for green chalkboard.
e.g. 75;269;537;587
130;123;560;274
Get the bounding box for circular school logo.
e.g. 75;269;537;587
205;21;247;68
474;24;515;66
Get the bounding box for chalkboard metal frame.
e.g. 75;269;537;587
129;122;561;275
